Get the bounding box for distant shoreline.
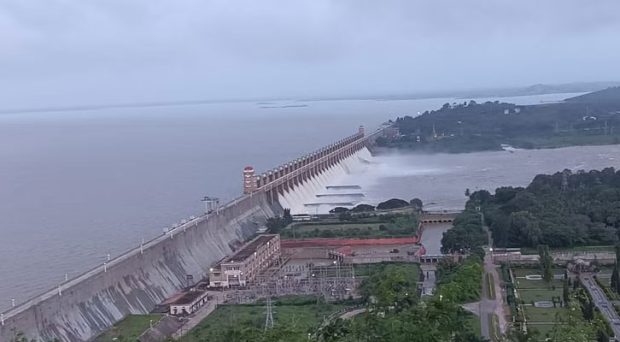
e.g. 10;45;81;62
1;81;616;116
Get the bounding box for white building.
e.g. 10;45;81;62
169;290;209;316
209;234;281;288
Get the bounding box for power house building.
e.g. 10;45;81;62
208;234;281;288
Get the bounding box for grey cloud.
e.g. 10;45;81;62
0;0;619;107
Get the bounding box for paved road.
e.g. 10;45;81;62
480;250;507;340
479;213;508;340
480;265;491;340
579;273;620;339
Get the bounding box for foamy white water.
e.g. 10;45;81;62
278;147;373;214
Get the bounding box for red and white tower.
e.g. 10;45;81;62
243;166;258;194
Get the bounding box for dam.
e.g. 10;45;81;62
0;127;379;341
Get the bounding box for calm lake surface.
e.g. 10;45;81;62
0;92;603;310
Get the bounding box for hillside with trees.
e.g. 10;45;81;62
471;167;620;248
377;87;620;153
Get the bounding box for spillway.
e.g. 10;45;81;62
277;147;372;214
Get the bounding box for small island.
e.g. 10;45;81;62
377;87;620;153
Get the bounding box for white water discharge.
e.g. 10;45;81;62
278;147;373;214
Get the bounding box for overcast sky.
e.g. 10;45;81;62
1;0;619;107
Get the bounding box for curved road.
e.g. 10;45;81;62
579;273;620;339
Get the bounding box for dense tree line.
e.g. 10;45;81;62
440;209;487;254
376;198;409;210
474;167;620;248
329;198;423;214
435;255;483;303
377;87;620;153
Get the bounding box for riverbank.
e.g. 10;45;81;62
375;134;620;154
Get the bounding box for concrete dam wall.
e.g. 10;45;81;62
0;127;379;342
0;194;281;341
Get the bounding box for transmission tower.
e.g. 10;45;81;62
264;296;274;331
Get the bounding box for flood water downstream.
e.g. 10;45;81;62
346;144;620;211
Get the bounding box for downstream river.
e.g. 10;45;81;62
350;144;620;211
0;92;607;311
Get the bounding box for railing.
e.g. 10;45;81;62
258;130;381;191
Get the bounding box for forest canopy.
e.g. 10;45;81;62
472;167;620;248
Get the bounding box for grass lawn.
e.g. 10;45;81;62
293;222;385;232
511;268;564;278
94;314;162;342
187;302;346;341
527;323;560;341
283;214;418;239
523;306;563;323
514;278;563;290
518;288;562;303
515;278;562;288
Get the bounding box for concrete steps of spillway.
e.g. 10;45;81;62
315;193;365;197
325;185;362;190
304;202;357;207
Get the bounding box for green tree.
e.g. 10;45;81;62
537;245;554;284
550;301;597;341
409;198;423;211
562;278;570;305
282;208;293;224
510;211;542;246
612;265;620;294
376;198;409;210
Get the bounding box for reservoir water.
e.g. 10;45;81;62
0;92;611;311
